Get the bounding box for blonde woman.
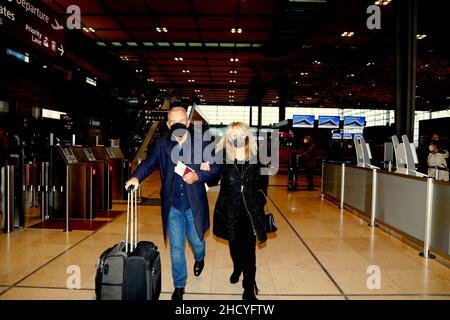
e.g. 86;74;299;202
213;122;269;300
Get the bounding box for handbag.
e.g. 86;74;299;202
258;190;278;233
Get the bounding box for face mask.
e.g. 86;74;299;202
170;122;187;138
429;145;434;152
304;139;309;144
231;137;246;148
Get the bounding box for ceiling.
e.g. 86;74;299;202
42;0;450;111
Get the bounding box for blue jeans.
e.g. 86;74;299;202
168;207;205;288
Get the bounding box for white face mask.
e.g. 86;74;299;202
429;145;434;152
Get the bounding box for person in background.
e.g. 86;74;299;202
297;135;316;191
125;107;220;301
427;141;449;181
213;122;269;301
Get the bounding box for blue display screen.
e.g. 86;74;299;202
292;115;314;128
343;117;365;128
318;116;340;129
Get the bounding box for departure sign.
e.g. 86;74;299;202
0;0;65;57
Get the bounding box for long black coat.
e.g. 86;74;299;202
213;162;269;244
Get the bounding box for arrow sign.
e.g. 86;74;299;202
51;19;64;31
58;44;64;56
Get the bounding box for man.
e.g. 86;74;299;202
125;107;219;300
297;135;316;191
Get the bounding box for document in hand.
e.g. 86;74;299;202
174;161;209;192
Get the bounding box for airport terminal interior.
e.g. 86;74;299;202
0;0;450;301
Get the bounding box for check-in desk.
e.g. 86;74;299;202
93;146;130;200
322;161;450;260
49;147;96;229
72;146;112;211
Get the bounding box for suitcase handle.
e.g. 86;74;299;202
126;187;138;253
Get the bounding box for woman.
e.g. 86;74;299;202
213;122;269;300
428;141;449;181
297;135;316;191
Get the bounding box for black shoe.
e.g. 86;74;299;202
242;283;259;301
171;287;184;301
230;269;242;284
194;259;204;277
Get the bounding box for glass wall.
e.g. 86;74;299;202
195;104;449;145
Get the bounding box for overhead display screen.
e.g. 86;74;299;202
292;115;314;128
318;116;340;129
343;117;366;129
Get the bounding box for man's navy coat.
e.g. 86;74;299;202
132;132;220;242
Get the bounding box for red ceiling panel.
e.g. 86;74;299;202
198;17;236;30
201;31;236;42
158;17;198;30
82;16;120;29
194;0;238;15
164;31;201;41
104;0;147;13
42;0;65;14
131;31;166;41
238;18;275;31
54;0;106;14
149;0;193;14
95;31;130;41
239;0;284;15
119;17;156;29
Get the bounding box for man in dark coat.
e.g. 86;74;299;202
125;107;220;300
297;135;316;191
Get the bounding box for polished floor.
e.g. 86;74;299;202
1;172;450;300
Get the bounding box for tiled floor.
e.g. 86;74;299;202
1;172;449;300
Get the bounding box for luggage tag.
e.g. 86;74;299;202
174;161;210;192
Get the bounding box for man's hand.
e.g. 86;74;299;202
183;172;199;185
200;161;210;171
125;177;139;191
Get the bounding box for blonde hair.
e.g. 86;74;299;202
217;122;258;161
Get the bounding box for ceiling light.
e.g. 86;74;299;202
230;70;237;74
230;58;239;62
417;34;427;40
341;31;355;37
313;60;321;65
231;28;236;34
156;27;168;33
174;57;184;61
182;70;190;73
375;0;391;5
300;72;309;76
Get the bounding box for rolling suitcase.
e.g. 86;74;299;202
95;186;161;300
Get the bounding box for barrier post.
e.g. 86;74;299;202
320;160;325;200
369;168;378;228
420;177;435;259
340;163;345;209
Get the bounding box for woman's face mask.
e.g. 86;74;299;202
229;131;247;148
429;145;435;152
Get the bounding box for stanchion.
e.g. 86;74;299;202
339;163;345;209
369;168;379;228
420;177;435;259
320;160;324;200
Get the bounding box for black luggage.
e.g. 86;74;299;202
95;186;161;300
288;167;298;191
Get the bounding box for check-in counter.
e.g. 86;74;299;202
322;161;450;259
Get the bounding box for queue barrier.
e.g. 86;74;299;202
321;160;450;260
